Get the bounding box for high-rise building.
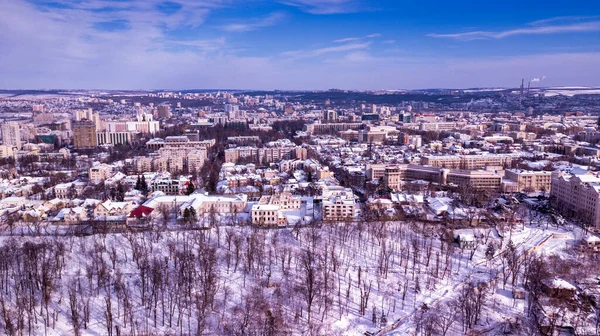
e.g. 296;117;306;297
74;108;102;131
322;110;338;122
72;120;97;148
156;105;172;118
1;122;22;150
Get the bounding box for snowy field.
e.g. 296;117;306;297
0;219;583;335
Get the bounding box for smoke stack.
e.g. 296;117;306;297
520;78;524;96
527;81;531;95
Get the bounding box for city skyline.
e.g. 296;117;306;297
2;0;600;90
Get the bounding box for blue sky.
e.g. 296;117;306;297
1;0;600;90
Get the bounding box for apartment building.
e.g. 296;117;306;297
502;169;552;193
383;165;446;190
419;121;466;131
134;156;153;172
224;146;302;164
150;178;182;195
1;122;22;150
551;171;600;227
321;186;358;221
421;154;518;170
72;120;97;148
146;137;215;151
258;192;301;210
96;131;138;146
104;112;160;135
305;122;363;134
251;205;283;226
133;148;207;174
381;164;501;191
89;164;113;184
446;170;502;191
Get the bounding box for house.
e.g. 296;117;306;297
127;205;154;225
454;230;476;249
251;204;284;227
94;200;136;219
0;196;26;210
55;207;88;223
582;235;600;252
541;278;577;300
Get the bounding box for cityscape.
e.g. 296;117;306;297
2;0;600;336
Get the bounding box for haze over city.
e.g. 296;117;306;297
2;0;600;89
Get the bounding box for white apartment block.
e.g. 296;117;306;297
321;186;358;221
251;205;282;226
551;171;600;227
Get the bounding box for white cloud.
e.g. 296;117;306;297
1;1;599;90
428;20;600;40
279;0;362;14
333;36;362;43
219;12;286;32
333;33;380;43
280;42;370;59
530;15;600;26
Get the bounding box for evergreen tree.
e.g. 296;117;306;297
140;175;148;193
135;175;141;190
115;182;125;202
183;206;197;224
183;207;191;222
185;181;195;195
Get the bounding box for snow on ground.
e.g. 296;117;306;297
0;214;586;336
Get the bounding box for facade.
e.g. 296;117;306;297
72;120;97;148
104;113;160;135
150;178;182;195
146;137;215;151
321;186;358;221
134;156;153;172
224;146;303;164
322;110;339;122
97;131;137;146
551;171;600;227
419;121;466;131
503;169;552;193
89;164;113;184
381;164;501;191
251;205;282;226
156;105;172;118
446;170;502;191
74;109;101;130
305;122;363;134
1;122;22;150
421;154;518;170
94;200;135;218
258;193;301;209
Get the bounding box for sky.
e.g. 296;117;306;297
1;0;600;90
